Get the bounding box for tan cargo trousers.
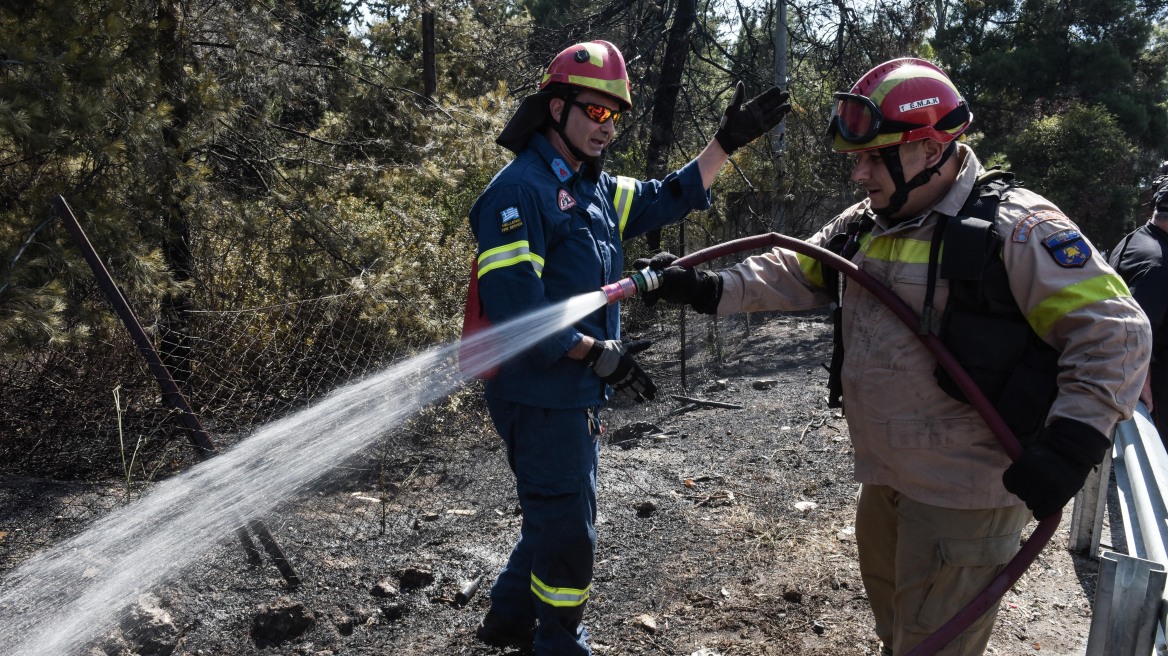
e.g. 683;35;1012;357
855;484;1032;655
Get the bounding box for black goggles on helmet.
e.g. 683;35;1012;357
830;93;921;144
829;92;969;145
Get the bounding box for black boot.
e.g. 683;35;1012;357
475;609;535;648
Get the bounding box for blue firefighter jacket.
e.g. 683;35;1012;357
469;133;712;408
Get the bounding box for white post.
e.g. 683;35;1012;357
1070;449;1110;555
1086;551;1165;656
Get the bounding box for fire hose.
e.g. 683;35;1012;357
602;232;1061;655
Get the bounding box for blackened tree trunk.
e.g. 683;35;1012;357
422;7;436;99
643;0;696;252
156;0;194;388
642;0;697;389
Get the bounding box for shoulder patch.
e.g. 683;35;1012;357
1012;210;1060;243
550;158;572;182
557;188;576;212
500;207;523;234
1042;228;1091;268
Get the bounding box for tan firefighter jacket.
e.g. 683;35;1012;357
717;144;1151;509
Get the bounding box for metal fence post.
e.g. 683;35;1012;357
1071;449;1111;555
1086;551;1166;656
53;195;300;588
1090;404;1168;654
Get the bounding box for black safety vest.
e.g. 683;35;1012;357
824;171;1060;443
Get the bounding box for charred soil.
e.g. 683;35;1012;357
3;310;1099;655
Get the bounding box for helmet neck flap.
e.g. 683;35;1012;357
874;140;957;219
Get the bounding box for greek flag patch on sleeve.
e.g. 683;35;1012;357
500;207;523;234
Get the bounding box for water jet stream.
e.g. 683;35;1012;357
0;290;608;656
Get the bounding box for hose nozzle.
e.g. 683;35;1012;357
601;267;661;305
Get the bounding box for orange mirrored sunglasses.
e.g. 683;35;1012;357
572;100;621;125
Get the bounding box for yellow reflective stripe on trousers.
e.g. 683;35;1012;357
530;573;590;607
613;176;635;239
478;241;546;278
1027;274;1131;338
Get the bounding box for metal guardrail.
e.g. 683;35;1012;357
1073;403;1168;655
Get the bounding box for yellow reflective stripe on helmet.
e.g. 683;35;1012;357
872;66;958;107
613;176;635;239
478;241;546;278
580;42;608;68
1026;274;1131;338
530;573;590;607
566;75;629;102
863;235;932;264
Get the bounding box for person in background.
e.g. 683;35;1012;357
642;57;1150;654
1109;172;1168;441
466;39;789;655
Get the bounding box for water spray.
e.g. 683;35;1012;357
600;266;661;305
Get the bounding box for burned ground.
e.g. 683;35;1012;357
1;310;1098;655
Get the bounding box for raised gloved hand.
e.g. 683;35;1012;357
632;252;722;314
583;339;656;402
1002;418;1111;520
714;82;792;155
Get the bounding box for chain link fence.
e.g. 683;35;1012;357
0;285;435;571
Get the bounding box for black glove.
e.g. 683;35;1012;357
632;252;722;314
583;339;656;402
1002;418;1111;520
632;252;681;307
714;82;792;155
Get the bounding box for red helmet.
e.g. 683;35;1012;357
540;40;632;110
828;58;971;153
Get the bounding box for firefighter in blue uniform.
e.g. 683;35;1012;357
467;40;790;654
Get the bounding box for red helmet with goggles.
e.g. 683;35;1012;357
541;40;632;110
828;58;971;153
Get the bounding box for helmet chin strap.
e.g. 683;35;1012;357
874;141;957;219
552;88;605;181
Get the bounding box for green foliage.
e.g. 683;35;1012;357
1;0;1164;371
0;0;523;357
1002;102;1139;247
364;0;532;99
928;0;1168;248
0;0;191;354
934;0;1168;157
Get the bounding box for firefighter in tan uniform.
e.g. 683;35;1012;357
642;58;1151;654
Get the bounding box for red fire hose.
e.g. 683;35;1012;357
667;233;1060;655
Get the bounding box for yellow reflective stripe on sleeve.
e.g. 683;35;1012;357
613;176;635;239
478;241;545;278
1026;274;1132;337
530;573;590;607
797;252;825;290
863;235;933;264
